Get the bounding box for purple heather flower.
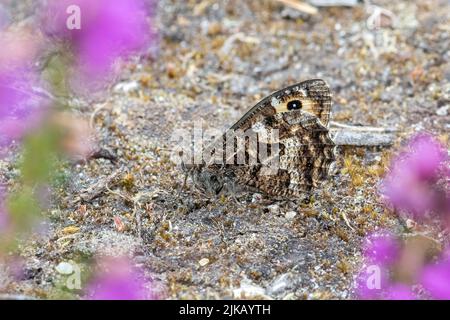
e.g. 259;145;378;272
41;0;154;90
420;254;450;300
405;134;448;181
0;30;48;147
355;265;391;300
0;5;9;30
85;257;156;300
363;232;400;267
380;133;449;219
385;283;415;300
358;233;418;300
356;265;416;300
4;256;25;281
0;70;45;146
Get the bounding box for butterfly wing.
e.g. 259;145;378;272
231;79;332;131
224;79;335;197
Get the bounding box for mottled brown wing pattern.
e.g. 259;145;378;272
225;79;335;197
227;113;335;197
231;79;332;131
189;79;335;198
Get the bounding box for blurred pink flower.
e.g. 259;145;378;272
4;256;25;281
85;257;156;300
385;283;415;300
355;265;391;300
420;253;450;300
0;30;48;147
0;5;9;29
363;232;400;266
357;232;419;300
41;0;155;89
356;265;416;300
51;112;97;160
380;133;449;219
0;71;45;146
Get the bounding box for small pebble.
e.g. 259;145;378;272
406;219;417;230
251;193;263;203
55;262;73;275
285;211;297;220
268;273;292;295
232;280;266;299
199;258;210;267
113;81;140;93
268;204;280;214
436;105;448;116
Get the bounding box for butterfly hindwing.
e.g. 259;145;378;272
226;112;335;197
188;79;335;198
224;79;335;197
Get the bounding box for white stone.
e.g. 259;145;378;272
436;105;449;116
285;211;297;220
199;258;210;267
268;273;292;295
113;81;140;93
268;204;280;213
252;193;263;203
232;280;266;298
55;262;73;275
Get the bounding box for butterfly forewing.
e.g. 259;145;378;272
231;79;332;131
192;79;335;198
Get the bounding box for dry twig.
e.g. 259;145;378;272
71;169;121;204
274;0;318;15
330;122;398;147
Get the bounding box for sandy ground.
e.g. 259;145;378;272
1;0;449;299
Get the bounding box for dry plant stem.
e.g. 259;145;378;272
274;0;319;15
89;102;110;129
330;121;398;147
311;0;358;6
341;211;355;231
105;182;143;239
72;169;121;204
330;121;397;133
220;33;261;56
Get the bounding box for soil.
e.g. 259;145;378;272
0;0;449;299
